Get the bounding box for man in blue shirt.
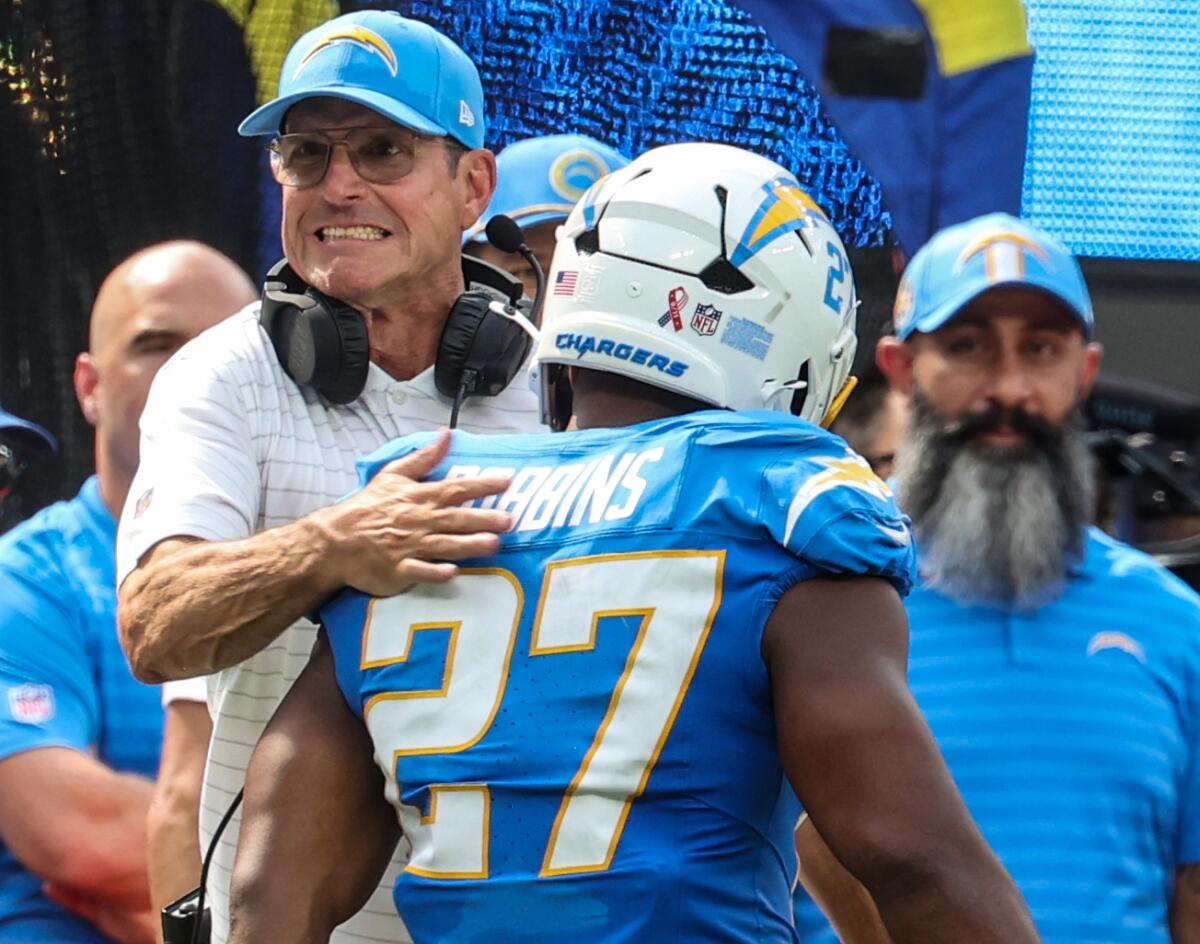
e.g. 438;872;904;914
795;212;1200;942
226;144;1038;944
0;242;255;943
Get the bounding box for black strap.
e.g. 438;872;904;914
191;788;245;944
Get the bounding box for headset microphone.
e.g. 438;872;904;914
485;214;547;326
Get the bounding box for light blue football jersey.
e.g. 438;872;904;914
323;410;915;944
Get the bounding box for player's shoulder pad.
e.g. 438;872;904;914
756;433;916;594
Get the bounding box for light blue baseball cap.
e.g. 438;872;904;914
464;134;629;242
0;404;56;452
893;212;1094;340
238;10;485;149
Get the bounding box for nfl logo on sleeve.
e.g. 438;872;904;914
7;683;56;725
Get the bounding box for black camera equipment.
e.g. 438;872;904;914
1085;374;1200;589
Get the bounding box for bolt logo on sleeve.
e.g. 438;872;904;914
783;456;897;547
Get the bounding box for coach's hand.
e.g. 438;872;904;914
121;431;513;682
312;430;513;597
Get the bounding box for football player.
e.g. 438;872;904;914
228;144;1038;944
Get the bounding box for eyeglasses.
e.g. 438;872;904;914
267;127;434;189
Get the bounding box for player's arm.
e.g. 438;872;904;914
796;815;894;944
764;576;1040;944
119;431;513;683
228;631;399;944
146;687;211;943
1172;864;1200;943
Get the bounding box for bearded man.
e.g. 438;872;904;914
797;212;1200;943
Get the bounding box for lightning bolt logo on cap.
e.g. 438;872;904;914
955;231;1053;284
550;149;615;202
294;25;399;79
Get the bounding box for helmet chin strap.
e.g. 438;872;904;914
820;375;858;429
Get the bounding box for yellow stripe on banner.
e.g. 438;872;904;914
912;0;1032;77
213;0;340;105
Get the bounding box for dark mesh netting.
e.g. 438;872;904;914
0;0;261;529
247;0;891;278
243;0;892;281
378;0;890;245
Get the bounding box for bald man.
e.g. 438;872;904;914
0;242;254;944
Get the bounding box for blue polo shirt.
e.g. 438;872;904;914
795;526;1200;944
0;477;164;942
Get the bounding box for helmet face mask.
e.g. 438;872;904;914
534;142;858;430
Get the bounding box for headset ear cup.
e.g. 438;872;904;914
319;302;370;405
435;293;533;402
435;294;491;398
260;261;369;405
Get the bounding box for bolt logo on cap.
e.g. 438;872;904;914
550;149;615;202
731;177;827;268
955;231;1053;283
294;25;398;79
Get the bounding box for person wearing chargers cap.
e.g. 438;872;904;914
115;10;542;944
464;134;629;299
794;212;1200;942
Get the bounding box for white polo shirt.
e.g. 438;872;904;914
117;304;543;944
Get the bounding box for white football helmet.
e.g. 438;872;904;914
535;141;858;431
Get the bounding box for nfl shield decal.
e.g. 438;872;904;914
690;303;722;336
7;683;55;724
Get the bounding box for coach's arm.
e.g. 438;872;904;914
119;433;512;682
765;576;1041;944
228;631;398;944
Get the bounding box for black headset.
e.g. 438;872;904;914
259;216;544;424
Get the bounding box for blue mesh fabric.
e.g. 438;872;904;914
1022;1;1200;261
345;0;891;249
